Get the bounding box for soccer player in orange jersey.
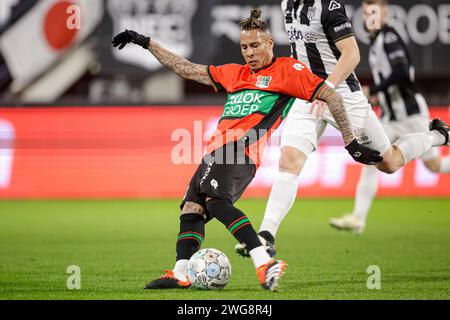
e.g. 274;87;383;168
112;9;381;291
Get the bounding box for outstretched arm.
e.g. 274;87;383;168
112;29;212;86
147;41;212;86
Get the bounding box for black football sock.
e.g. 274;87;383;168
176;213;205;260
206;199;261;252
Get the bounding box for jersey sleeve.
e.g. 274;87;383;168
281;59;326;102
208;64;242;92
383;30;409;68
321;0;354;43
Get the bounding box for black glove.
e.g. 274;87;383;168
111;29;150;50
345;139;383;165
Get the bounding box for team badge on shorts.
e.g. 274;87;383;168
256;75;272;89
354;128;372;145
307;7;316;21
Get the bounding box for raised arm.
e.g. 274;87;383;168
112;29;212;86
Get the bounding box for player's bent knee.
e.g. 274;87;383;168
205;198;233;218
375;146;402;174
181;201;205;217
279;146;307;175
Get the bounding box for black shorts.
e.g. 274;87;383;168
180;145;256;217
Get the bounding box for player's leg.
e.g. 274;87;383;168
206;197;286;291
258;99;326;246
419;140;450;174
379;119;448;174
206;198;287;291
351;165;380;225
144;164;208;289
144;201;206;289
202;156;286;291
331;113;448;233
257;145;306;239
329;165;378;234
337;105;447;175
329;113;401;234
324;91;448;174
172;202;206;282
321;93;391;234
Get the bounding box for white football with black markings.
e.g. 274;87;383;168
187;248;232;290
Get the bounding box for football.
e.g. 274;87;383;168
187;248;232;290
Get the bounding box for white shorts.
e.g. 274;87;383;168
381;115;439;161
281;90;391;157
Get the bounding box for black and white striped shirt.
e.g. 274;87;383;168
368;25;428;121
281;0;361;96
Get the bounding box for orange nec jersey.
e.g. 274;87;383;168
206;57;325;168
208;57;324;99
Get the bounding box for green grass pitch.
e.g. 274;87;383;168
0;198;449;300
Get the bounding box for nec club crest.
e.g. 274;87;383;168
256;75;272;88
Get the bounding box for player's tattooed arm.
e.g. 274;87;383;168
148;41;212;86
316;85;354;146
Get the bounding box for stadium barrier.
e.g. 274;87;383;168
0;106;449;199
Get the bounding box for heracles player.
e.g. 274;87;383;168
235;0;449;257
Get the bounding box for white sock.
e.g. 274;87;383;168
439;156;450;173
259;172;299;237
352;165;379;223
394;132;441;164
173;259;189;281
249;246;271;268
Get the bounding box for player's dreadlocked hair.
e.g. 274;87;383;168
239;9;268;31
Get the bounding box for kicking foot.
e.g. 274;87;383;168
329;214;366;234
256;259;287;291
144;270;190;289
234;231;276;258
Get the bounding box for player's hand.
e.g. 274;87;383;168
345;139;383;165
111;29;150;50
309;100;328;119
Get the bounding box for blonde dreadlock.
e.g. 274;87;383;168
239;9;268;31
